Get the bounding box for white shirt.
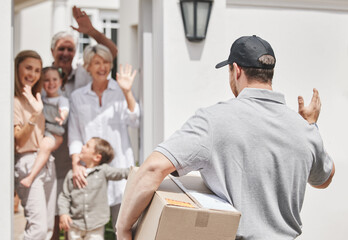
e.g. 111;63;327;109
68;79;140;206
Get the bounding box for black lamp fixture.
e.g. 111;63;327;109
180;0;213;42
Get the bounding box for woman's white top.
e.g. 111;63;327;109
68;79;140;206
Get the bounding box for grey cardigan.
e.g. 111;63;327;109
58;164;129;231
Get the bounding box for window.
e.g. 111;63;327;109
102;18;119;77
78;32;91;56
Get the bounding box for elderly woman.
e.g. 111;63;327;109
14;50;56;239
68;44;140;231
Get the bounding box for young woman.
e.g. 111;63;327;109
14;50;56;240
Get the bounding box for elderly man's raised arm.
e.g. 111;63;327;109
116;152;176;240
71;6;118;58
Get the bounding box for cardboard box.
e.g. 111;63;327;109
132;170;241;240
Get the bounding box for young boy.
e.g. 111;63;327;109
58;137;129;239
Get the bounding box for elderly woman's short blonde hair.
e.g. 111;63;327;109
83;44;113;69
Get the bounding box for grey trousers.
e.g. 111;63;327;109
15;152;57;240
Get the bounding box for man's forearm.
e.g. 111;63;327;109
116;152;176;240
89;28;118;58
116;169;158;239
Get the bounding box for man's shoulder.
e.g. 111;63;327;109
72;64;93;89
200;98;238;115
74;64;90;77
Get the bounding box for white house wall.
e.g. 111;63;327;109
160;0;348;239
119;0;138;64
163;0;231;138
0;0;13;239
14;1;53;66
119;0;140;164
70;0;119;10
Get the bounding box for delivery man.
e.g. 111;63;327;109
116;35;335;240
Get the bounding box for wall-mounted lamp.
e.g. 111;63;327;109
180;0;213;42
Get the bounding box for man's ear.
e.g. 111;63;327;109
232;62;241;79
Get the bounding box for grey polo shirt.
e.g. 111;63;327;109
58;164;129;231
156;88;333;240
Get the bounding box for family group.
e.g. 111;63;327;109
14;6;134;240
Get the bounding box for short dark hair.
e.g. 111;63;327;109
91;137;115;165
230;55;275;84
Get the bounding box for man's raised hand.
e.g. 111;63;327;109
298;88;321;124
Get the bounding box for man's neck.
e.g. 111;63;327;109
244;82;272;91
52;63;73;78
238;76;272;94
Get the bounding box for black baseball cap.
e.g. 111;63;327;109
215;35;276;69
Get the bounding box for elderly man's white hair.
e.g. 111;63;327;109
51;31;77;50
